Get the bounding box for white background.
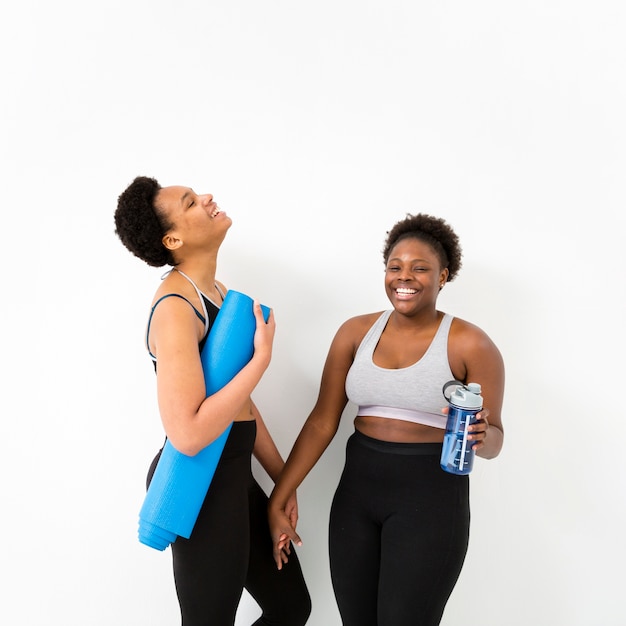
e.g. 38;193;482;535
1;1;625;624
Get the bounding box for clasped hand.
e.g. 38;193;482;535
268;492;302;570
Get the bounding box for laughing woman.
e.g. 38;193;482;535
114;176;310;626
268;213;504;626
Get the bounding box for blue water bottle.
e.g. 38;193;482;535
440;380;483;475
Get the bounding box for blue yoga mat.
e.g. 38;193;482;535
138;290;270;550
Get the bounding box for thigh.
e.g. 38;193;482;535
377;472;470;626
328;473;381;626
172;463;250;626
245;480;311;626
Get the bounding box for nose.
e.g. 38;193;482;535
398;267;412;281
201;193;214;205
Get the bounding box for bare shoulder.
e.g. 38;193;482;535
337;311;384;339
152;271;194;305
450;316;498;347
330;311;386;354
149;276;205;348
317;312;386;390
448;315;504;374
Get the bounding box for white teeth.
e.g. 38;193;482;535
396;288;416;294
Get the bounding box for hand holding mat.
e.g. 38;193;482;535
138;291;270;550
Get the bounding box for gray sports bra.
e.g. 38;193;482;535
345;311;454;429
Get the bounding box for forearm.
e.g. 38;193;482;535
269;418;338;508
160;355;269;455
252;406;285;482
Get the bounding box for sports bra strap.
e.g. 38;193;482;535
173;269;210;337
145;294;206;361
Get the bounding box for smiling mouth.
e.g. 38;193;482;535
210;205;222;218
396;287;417;295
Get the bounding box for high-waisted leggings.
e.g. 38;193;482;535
147;421;311;626
329;430;470;626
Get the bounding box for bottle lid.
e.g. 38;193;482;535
449;382;483;409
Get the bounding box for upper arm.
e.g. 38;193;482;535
306;318;363;434
449;319;505;432
150;298;207;438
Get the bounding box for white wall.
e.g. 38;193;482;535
2;1;624;624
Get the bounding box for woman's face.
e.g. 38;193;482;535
384;237;448;315
156;185;232;252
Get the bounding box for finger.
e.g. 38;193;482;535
274;539;293;569
278;534;291;555
470;420;488;434
272;545;284;570
289;511;298;529
291;530;302;547
275;521;302;546
252;299;265;322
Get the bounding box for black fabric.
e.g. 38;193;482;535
197;294;219;354
329;430;470;626
147;421;311;626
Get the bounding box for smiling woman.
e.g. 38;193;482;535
268;212;505;626
113;176;311;626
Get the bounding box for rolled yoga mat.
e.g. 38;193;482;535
138;290;270;550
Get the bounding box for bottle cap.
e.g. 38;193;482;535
448;382;483;410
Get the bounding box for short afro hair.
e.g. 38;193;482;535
114;176;176;267
383;213;462;282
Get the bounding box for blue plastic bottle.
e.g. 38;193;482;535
440;381;483;475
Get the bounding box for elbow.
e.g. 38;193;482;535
305;414;340;444
477;448;501;461
165;429;207;457
166;424;231;457
181;444;205;457
162;412;215;457
477;430;503;460
168;437;204;457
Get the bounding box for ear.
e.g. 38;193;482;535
162;233;183;251
439;267;449;288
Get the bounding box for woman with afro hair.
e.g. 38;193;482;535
268;213;505;626
114;176;310;626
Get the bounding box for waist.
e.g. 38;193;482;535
218;420;257;459
351;429;442;456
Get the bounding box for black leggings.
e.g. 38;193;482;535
329;430;470;626
147;422;311;626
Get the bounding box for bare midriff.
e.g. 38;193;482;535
354;414;445;444
233;399;256;423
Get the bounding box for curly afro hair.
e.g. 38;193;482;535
382;213;463;282
114;176;176;267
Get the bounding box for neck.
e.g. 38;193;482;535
172;251;219;295
390;307;441;329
